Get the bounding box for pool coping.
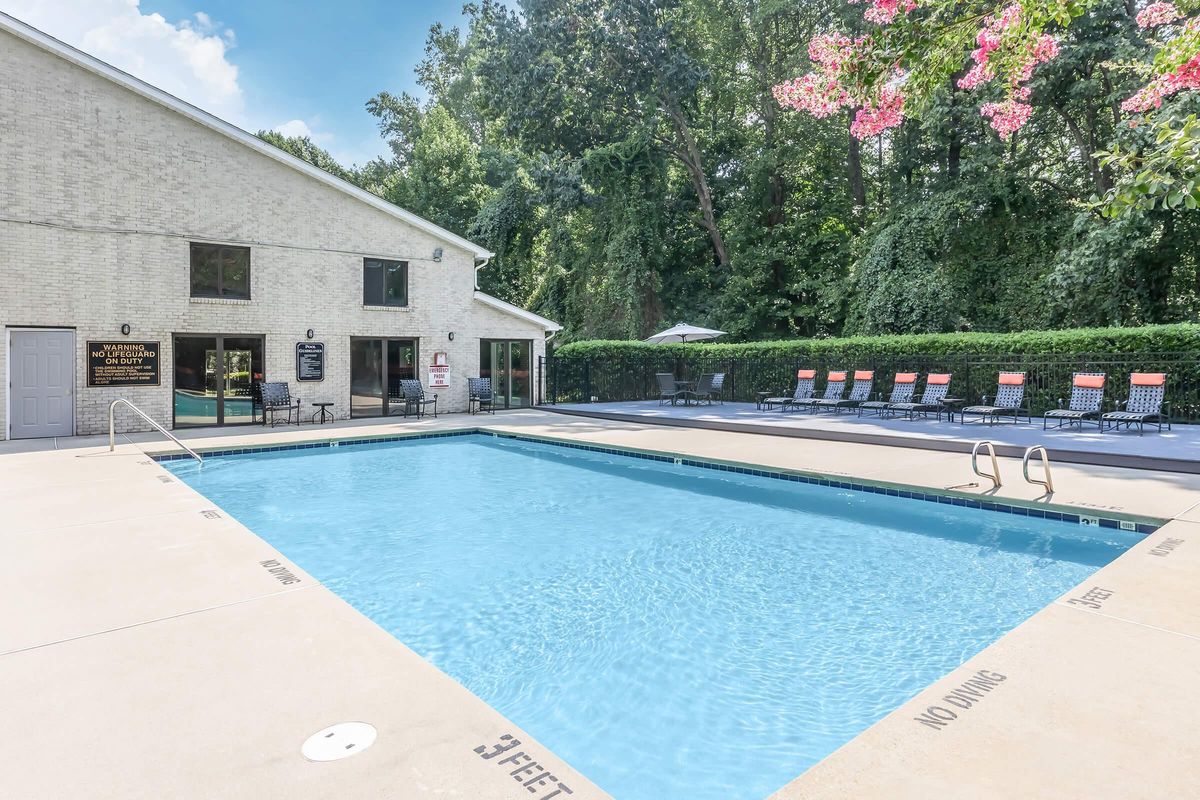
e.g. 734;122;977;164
154;426;1166;535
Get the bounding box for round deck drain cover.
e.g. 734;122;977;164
302;722;377;762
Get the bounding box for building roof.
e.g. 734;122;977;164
473;292;563;332
0;11;494;260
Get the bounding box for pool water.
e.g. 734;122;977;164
166;435;1138;799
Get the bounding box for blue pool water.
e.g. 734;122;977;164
166;435;1139;799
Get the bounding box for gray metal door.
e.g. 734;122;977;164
9;329;74;439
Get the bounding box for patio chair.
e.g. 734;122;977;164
961;372;1030;425
888;373;951;419
762;370;816;411
1043;373;1105;430
657;373;688;405
399;379;438;419
1101;372;1171;435
791;370;847;413
684;373;720;405
815;370;873;413
858;372;917;417
468;377;496;415
259;381;301;427
709;372;726;404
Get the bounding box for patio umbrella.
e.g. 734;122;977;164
644;323;728;344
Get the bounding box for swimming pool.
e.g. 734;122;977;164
166;434;1140;799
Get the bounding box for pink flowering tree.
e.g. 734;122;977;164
774;0;1200;213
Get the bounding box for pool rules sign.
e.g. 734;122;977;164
87;341;160;387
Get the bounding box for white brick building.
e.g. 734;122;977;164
0;13;559;439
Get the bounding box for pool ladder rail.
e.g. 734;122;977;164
108;397;203;466
968;441;1055;495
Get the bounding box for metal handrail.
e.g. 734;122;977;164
108;398;203;466
1023;445;1054;494
971;440;1001;489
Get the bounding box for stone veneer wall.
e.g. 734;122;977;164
0;27;547;436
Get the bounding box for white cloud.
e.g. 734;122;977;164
1;0;245;123
273;118;335;146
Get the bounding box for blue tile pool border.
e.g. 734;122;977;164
152;427;1161;535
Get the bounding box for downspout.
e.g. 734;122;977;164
473;257;490;290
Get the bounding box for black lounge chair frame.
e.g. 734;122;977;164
816;371;873;414
762;372;816;412
888;375;952;420
961;373;1031;425
1101;374;1171;435
793;372;847;413
859;372;917;418
1043;372;1105;430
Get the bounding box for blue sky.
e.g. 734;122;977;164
0;0;473;165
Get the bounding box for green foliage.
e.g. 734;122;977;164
555;322;1200;359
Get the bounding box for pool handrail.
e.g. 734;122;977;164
971;440;1001;489
108;398;203;466
1022;445;1054;494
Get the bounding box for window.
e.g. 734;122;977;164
190;243;250;299
363;258;408;307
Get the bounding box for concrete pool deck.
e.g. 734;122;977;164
3;409;1199;798
549;400;1200;473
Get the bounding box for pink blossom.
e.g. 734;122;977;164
773;74;851;118
862;0;918;25
1031;35;1059;64
981;99;1033;139
808;33;855;70
1136;2;1180;29
957;62;994;89
1122;52;1200;112
850;87;905;138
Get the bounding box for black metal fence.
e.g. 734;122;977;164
539;352;1200;422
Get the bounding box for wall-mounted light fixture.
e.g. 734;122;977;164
120;323;131;336
306;329;315;340
432;247;443;262
448;331;455;341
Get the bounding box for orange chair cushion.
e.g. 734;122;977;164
998;372;1026;385
1073;374;1106;389
926;373;951;385
1130;372;1166;387
853;370;873;381
894;372;917;383
796;369;816;379
827;371;847;382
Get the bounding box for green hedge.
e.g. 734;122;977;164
554;324;1200;360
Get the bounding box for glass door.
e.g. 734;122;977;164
351;337;417;418
480;340;533;409
173;335;263;427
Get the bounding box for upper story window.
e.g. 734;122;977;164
363;258;408;307
190;243;250;299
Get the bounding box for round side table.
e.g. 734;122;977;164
312;402;335;424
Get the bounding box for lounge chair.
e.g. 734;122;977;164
815;370;873;413
657;373;688;405
762;370;816;411
792;370;847;413
259;381;301;427
468;377;496;415
858;372;917;417
888;373;951;419
1102;372;1171;435
961;372;1030;425
1043;373;1105;430
399;379;438;418
683;373;720;405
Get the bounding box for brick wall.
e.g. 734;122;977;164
0;27;549;437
